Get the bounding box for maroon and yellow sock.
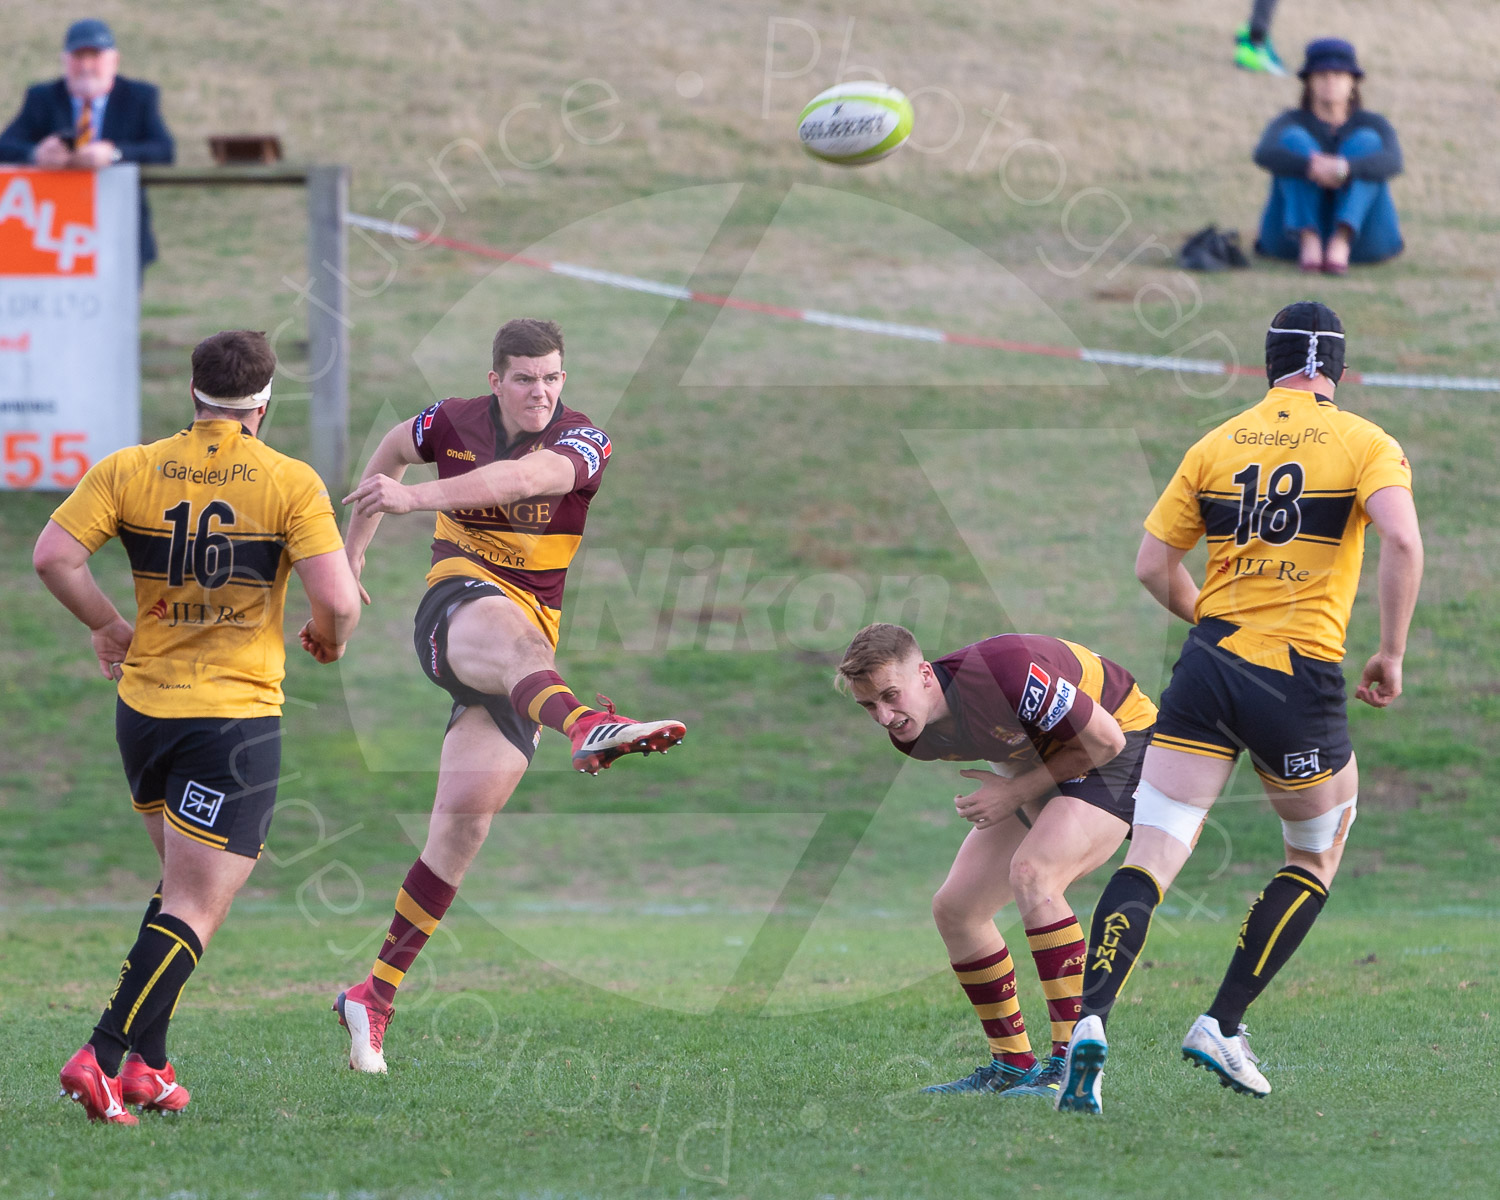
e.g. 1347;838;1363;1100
509;670;594;736
951;945;1034;1069
368;857;458;1008
1026;915;1087;1057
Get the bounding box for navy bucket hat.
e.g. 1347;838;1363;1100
1299;38;1363;79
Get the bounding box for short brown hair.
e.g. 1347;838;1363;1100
492;318;564;376
834;623;921;693
191;330;276;408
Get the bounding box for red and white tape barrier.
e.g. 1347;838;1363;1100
346;213;1499;393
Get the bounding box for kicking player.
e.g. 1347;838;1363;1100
1058;302;1423;1113
836;623;1156;1098
36;330;360;1122
333;318;685;1072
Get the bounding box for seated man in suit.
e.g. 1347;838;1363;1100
0;19;175;271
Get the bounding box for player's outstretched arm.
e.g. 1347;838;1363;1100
1356;485;1423;709
350;449;577;518
1135;532;1199;624
32;521;133;681
294;549;363;664
341;420;426;603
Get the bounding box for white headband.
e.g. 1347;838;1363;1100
193;378;273;410
1267;326;1345;378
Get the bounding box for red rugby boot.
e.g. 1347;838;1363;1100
121;1053;191;1112
568;695;686;775
334;978;391;1074
59;1044;138;1125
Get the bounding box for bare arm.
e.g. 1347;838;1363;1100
1135;532;1198;624
32;521;133;680
1356;486;1423;708
345;448;576;520
953;705;1128;825
342;421;426;574
293;549;363;664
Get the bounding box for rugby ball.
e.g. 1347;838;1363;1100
797;82;914;165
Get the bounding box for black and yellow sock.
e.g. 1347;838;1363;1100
136;880;163;938
126;881;172;1069
1080;865;1163;1027
1206;864;1328;1033
89;912;201;1076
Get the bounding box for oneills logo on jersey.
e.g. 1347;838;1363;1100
0;171;97;275
446;448;477;461
1018;663;1050;723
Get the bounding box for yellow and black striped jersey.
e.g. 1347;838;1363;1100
1145;387;1411;667
50;419;344;718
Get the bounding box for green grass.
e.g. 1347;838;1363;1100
2;914;1496;1200
3;0;1500;1195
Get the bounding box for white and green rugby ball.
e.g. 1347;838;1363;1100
797;82;914;165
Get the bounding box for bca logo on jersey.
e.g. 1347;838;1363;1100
1038;678;1077;732
1018;663;1050;723
413;403;441;448
557;427;611;479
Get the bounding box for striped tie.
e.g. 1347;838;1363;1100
75;101;93;149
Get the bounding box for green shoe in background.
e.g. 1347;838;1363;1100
1235;25;1288;76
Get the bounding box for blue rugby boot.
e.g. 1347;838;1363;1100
922;1057;1032;1095
1001;1054;1065;1099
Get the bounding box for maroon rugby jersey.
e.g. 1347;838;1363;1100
410;395;609;641
894;634;1156;768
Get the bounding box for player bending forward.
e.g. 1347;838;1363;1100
837;623;1156;1098
1058;302;1423;1114
333;318;685;1072
36;331;360;1122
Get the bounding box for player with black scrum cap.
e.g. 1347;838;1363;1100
1057;301;1424;1113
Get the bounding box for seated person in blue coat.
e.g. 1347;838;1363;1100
1253;38;1403;275
0;19;175;270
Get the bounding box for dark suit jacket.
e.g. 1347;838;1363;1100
0;76;175;266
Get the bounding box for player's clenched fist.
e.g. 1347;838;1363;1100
344;474;414;518
1355;652;1402;708
299;618;344;663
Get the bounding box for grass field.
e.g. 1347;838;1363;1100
2;1;1499;1197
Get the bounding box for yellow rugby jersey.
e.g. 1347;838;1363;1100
50;419;344;718
1145;387;1411;667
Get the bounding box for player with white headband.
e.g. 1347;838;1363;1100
1058;301;1424;1113
35;330;360;1122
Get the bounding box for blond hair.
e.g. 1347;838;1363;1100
833;623;921;694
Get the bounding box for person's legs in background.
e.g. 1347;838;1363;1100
1324;127;1405;267
1256;126;1326;268
1236;0;1284;74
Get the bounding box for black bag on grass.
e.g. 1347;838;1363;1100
1178;225;1250;271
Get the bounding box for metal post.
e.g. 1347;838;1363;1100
306;164;350;488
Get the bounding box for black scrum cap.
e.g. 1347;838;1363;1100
1266;301;1345;386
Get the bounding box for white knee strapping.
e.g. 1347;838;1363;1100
1282;797;1357;853
1132;781;1210;849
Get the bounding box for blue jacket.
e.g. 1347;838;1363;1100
0;76;175;266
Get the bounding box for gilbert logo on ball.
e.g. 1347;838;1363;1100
797;82;914;165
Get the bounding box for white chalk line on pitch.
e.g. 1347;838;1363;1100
346;212;1500;394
